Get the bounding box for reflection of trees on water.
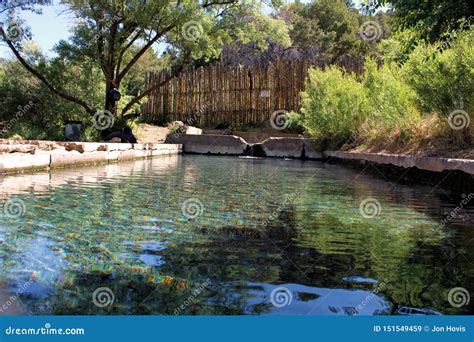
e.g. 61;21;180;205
291;186;473;314
2;157;473;315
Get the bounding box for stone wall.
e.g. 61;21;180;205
203;130;301;144
2;137;473;193
324;150;474;193
324;151;474;175
168;135;324;159
167;134;248;155
0;140;182;174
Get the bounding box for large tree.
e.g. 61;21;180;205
0;0;290;125
220;0;376;69
364;0;474;42
285;0;369;64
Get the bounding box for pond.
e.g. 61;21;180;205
0;155;473;315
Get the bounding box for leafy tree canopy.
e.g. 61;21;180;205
1;0;291;120
363;0;474;41
285;0;371;63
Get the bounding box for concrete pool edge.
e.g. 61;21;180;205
0;140;182;174
170;134;473;192
2;137;473;192
324;150;474;175
323;150;474;193
170;134;474;173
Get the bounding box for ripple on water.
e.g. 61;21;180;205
0;156;472;315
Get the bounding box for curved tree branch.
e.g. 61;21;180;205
115;28;142;82
201;0;238;8
0;28;95;115
117;24;175;83
121;52;191;116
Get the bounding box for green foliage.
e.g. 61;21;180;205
361;59;420;142
363;0;474;42
289;0;368;61
378;28;420;65
298;26;473;148
0;43;104;141
401;27;474;117
3;0;292;137
286;111;305;134
230;9;291;50
2;0;292;140
122;48;170;97
299;67;369;145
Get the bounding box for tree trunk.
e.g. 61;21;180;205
101;81;119;140
105;84;118;116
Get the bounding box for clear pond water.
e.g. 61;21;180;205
0;155;473;315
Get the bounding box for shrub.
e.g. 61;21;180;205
402;27;474;118
360;59;420;143
378;29;421;65
401;26;473;143
0;58;104;142
300;66;370;147
299;26;473;148
286;111;305;134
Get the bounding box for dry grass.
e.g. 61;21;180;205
353;114;474;159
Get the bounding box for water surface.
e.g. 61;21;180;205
0;155;473;315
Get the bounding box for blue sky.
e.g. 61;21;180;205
1;3;74;57
1;0;365;58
